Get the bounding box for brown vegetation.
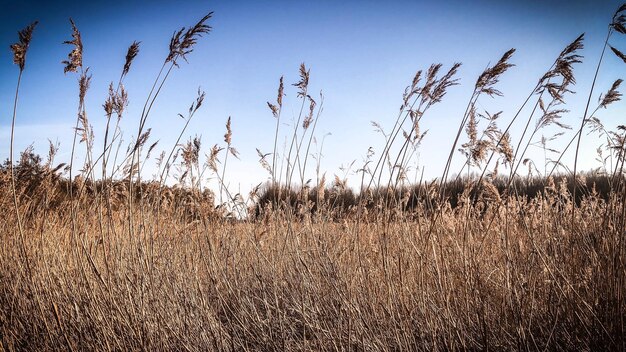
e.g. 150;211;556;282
2;4;626;351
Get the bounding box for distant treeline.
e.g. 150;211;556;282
254;171;621;219
2;150;622;220
0;151;216;221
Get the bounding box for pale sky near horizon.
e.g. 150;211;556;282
1;0;625;196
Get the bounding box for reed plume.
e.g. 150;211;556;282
122;41;140;78
62;18;82;74
166;12;213;66
10;21;38;71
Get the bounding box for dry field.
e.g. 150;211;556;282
2;4;626;351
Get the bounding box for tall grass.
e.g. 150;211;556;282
2;4;626;351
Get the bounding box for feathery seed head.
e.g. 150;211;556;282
499;132;514;165
537;34;584;103
166;12;213;66
421;63;443;102
116;85;129;117
466;106;478;146
10;21;38;71
475;48;515;97
192;88;206;114
560;33;584;58
612;4;626;33
104;83;129;117
104;83;115;116
428;62;461;105
267;102;279;117
268;76;285;118
303;96;316;129
278;76;284;107
294;63;310;98
208;144;222;172
224;117;232;145
79;69;91;102
600;79;623;108
256;148;271;174
62;18;83;74
610;45;626;64
480;180;501;203
182;136;201;168
123;41;140;77
471;140;489;165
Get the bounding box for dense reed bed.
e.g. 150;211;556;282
2;4;626;351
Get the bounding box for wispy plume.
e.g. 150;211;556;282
475;48;516;97
10;21;38;71
293;63;310;97
62;18;83;74
123;41;140;77
166;12;213;66
600;79;623;108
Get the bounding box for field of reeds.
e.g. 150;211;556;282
2;4;626;351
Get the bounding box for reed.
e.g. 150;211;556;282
2;4;626;351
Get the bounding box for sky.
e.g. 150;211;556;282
1;0;625;196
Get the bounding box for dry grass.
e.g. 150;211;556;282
1;176;624;350
2;4;626;351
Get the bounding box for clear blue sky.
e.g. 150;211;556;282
1;0;625;193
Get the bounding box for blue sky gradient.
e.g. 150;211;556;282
1;0;625;193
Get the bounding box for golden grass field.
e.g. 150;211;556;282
2;4;626;351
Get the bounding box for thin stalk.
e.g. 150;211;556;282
221;143;231;205
285;86;308;188
272;106;282;185
572;28;613;222
440;92;479;193
368;96;422;191
127;61;173;241
9;71;31;281
300;95;324;185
